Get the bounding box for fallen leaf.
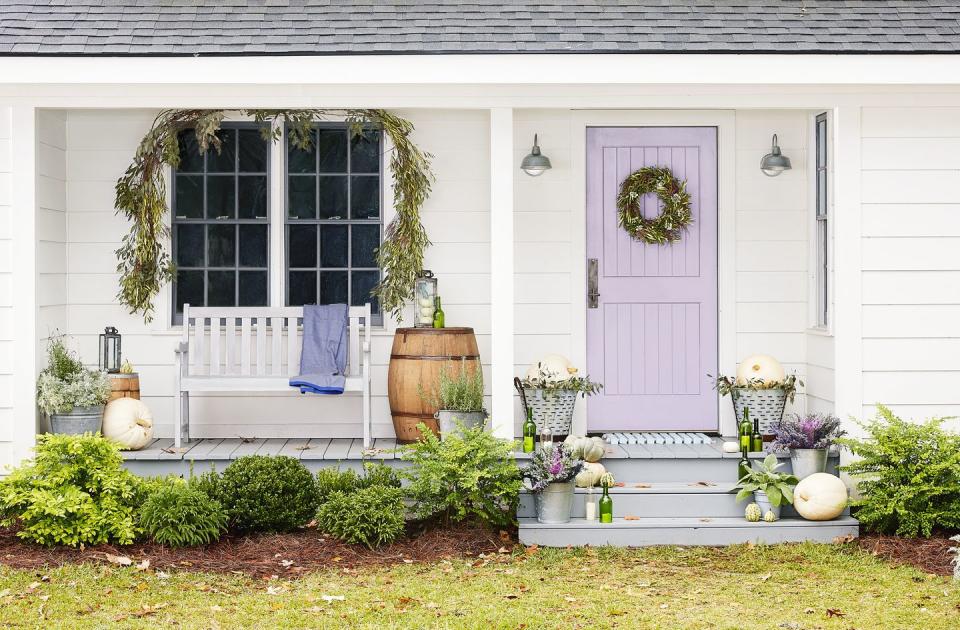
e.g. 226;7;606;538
524;545;539;556
804;608;815;614
279;559;294;568
624;515;641;521
826;608;845;618
689;481;717;487
634;483;652;488
613;482;626;487
700;518;713;523
105;554;132;566
498;546;510;554
294;444;312;451
210;605;222;612
503;594;519;600
161;447;189;454
833;534;855;544
155;571;170;580
0;589;9;598
759;573;772;582
564;596;577;603
239;436;256;443
266;585;285;596
660;603;669;609
135;559;151;571
321;594;345;603
402;558;414;564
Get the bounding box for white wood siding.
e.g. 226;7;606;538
861;107;960;427
0;106;12;458
60;109;491;439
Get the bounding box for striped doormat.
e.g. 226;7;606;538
602;432;714;446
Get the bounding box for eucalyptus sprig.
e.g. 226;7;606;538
712;373;801;403
115;108;433;322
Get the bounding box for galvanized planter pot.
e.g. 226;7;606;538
436;410;487;440
522;388;579;436
535;481;575;524
731;388;788;435
790;448;828;480
49;405;104;435
754;490;782;520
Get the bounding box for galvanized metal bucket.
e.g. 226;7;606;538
732;388;788;435
790;448;828;480
435;410;487;440
535;481;575;524
49;405;104;435
523;388;578;436
754;490;782;520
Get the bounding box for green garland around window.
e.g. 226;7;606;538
114;108;433;322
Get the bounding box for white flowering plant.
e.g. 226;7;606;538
36;337;111;415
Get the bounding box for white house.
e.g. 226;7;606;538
2;1;960;472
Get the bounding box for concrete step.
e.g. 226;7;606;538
517;483;849;519
518;516;860;547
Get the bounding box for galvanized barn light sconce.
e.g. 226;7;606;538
760;134;792;177
520;134;552;176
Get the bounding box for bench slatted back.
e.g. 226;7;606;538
182;305;371;379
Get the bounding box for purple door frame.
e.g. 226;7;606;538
586;127;718;432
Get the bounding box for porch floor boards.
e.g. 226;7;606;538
123;437;399;462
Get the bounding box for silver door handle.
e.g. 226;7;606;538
587;258;599;308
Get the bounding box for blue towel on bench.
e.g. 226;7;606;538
289;304;348;395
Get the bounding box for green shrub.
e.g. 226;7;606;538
840;405;960;537
316;486;406;549
188;467;223;502
139;482;227;547
315;467;361;502
0;434;142;546
217;455;319;532
400;422;520;527
358;462;401;490
419;360;485;412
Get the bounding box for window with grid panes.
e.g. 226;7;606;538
171;124;270;323
286;124;382;320
815;113;829;327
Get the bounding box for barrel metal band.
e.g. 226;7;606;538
390;354;480;361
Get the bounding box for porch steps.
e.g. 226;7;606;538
518;516;860;547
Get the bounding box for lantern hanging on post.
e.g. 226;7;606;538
414;270;437;328
99;326;121;373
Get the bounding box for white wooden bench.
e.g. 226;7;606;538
174;304;372;449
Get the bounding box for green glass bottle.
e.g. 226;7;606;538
738;407;752;452
522;408;537;453
751;415;763;453
432;296;445;328
599;484;613;524
737;445;752;482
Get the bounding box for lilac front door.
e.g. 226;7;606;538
586;127;718;432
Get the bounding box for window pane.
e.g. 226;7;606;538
287;130;316;173
351;270;380;310
320;224;348;268
208;271;236;306
239;225;268;267
318;176;347;219
238;175;267;219
288;176;316;219
208;224;236;267
317;128;348;172
239;271;268;306
289;271;317;306
817;171;827;216
288;224;317;268
176;270;204;311
174;175;204;218
176;224;204;267
351;224;379;268
351;129;381;173
207;175;236;219
351;175;380;219
321;270;348;304
817;119;827;167
238;128;267;172
177;131;204;173
207;128;236;173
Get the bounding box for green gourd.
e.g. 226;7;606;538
745;503;762;522
763;510;778;523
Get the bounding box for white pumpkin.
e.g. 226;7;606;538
525;354;575;384
735;354;785;386
793;473;848;521
722;441;741;453
575;462;607;488
102;398;154;450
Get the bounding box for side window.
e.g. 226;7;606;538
814;113;829;328
285;124;382;319
171;125;270;322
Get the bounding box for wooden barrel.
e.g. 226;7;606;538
108;373;141;402
388;327;480;443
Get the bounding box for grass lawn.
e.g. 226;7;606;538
1;542;957;629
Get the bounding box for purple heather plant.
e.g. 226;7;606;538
522;443;583;493
770;413;845;451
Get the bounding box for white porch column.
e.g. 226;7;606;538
489;108;515;439
8;106;38;467
832;104;864;439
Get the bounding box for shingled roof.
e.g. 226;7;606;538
2;1;959;56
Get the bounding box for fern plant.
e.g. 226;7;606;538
840;405;960;537
400;423;520;527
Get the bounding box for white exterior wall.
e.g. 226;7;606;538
860;107;960;429
0;107;13;461
59;108;491;440
36;110;67;383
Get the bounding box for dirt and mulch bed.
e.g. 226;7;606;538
857;531;957;576
0;523;512;578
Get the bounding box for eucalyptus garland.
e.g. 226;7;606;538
616;166;692;245
114;108;433;322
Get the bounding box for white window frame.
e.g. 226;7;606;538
808;110;832;333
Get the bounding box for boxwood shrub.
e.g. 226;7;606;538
316;485;406;549
139;482;227;547
217;455;320;532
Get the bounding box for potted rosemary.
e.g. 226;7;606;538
522;443;583;524
36;337;112;435
734;454;798;521
770;413;845;480
518;357;602;438
420;361;486;440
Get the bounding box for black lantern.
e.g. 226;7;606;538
99;327;121;373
